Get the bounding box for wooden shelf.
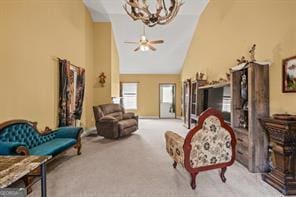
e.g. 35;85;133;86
198;81;230;89
234;127;248;134
235;107;248;111
191;115;198;121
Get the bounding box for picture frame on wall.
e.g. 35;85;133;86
283;55;296;93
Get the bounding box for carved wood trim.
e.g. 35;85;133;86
16;146;30;155
0;119;53;136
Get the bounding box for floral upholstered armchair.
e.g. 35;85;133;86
165;108;236;189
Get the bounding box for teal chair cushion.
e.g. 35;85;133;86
29;138;76;156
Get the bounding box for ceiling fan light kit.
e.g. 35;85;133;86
140;45;149;52
124;25;164;52
123;0;184;27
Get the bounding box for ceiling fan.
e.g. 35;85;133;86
124;26;164;52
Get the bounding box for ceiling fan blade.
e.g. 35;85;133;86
147;44;156;51
149;40;164;44
134;46;140;52
124;41;138;44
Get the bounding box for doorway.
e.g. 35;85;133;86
159;84;176;118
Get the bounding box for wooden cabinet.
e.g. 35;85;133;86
231;62;270;172
190;80;207;128
259;118;296;195
190;81;198;126
183;79;191;129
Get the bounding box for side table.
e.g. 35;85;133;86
259;117;296;195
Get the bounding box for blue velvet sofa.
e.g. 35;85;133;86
0;120;82;156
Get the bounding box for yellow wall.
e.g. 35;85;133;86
84;5;95;128
120;74;181;117
93;23;112;105
0;0;95;128
111;32;120;98
181;0;296;114
93;23;120;107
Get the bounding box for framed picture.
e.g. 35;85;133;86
283;56;296;93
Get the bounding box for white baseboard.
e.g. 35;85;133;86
139;116;159;119
176;116;182;120
139;116;183;120
81;127;96;137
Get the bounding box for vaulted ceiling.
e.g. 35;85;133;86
83;0;208;74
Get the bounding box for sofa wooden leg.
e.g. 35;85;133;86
75;136;82;155
77;145;81;155
76;142;81;155
173;161;177;169
220;167;227;183
190;172;198;190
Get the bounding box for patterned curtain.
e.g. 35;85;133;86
74;68;85;121
58;59;73;127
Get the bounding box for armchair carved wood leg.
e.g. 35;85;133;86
173;161;177;169
220;167;227;183
24;176;33;194
190;172;198;190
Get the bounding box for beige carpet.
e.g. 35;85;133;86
29;119;281;197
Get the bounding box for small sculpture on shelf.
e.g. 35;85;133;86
208;80;219;85
226;72;231;81
239;112;248;129
218;78;228;83
239;71;248;128
249;44;256;62
243;101;248;111
240;74;248;101
196;72;205;80
237;56;248;64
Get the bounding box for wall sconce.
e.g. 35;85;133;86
99;72;106;87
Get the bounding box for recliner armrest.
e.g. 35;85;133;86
54;127;83;139
99;116;118;123
0;141;27;155
123;112;136;120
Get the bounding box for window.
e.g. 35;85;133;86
121;83;137;110
222;86;231;112
162;87;173;103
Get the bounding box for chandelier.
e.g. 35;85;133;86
123;0;184;27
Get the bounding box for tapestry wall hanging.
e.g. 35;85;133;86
58;58;85;127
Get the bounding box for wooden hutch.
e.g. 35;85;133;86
183;79;191;129
190;80;207;127
231;61;270;172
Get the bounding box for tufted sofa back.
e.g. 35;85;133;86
0;122;56;149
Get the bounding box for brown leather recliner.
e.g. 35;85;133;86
93;104;138;139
